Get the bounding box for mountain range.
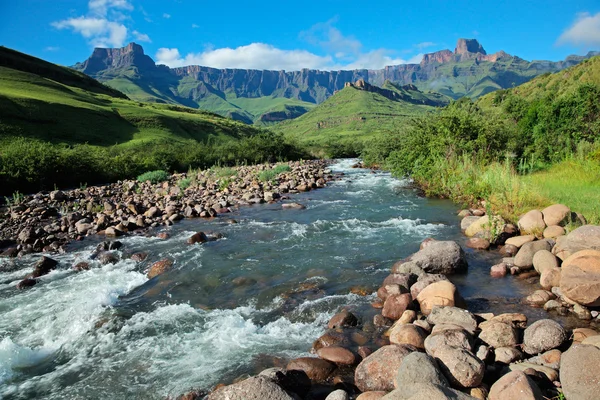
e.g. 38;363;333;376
73;39;599;124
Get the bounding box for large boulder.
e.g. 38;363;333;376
405;241;468;275
488;370;543;400
522;319;567;355
553;225;600;260
354;345;416;392
208;376;295;400
514;240;553;269
542;204;571;227
560;249;600;306
560;344;600;400
434;345;485;388
417;281;464;315
394;352;448;393
518;210;546;236
532;250;559;274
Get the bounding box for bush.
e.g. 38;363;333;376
178;177;192;190
273;164;291;174
258;170;276;182
137;170;169;184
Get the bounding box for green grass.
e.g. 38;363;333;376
137;170;169;184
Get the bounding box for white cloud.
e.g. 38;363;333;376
192;23;199;29
44;46;60;52
133;30;151;43
163;13;171;19
88;0;133;17
52;17;128;47
415;42;436;50
558;12;600;47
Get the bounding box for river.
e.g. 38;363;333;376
0;159;557;399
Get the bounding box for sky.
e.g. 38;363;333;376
1;0;600;71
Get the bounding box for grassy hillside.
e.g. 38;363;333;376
273;83;449;156
0;49;302;195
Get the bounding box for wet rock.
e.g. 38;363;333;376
523;319;567;355
559;249;600;306
488;370;543;400
17;278;38;289
96;241;123;251
208;375;295;400
479;321;518;348
317;346;356;365
312;331;351;352
73;262;90;271
130;252;148;262
97;251;119;265
393;352;448;393
417;280;464;315
258;368;311;398
187;232;208;244
426;306;477;333
282;203;306;210
434;345;485;388
382;273;415;290
514;240;553;269
287;357;335;382
518;210;546;236
105;226;124;237
499;245;518;257
388;324;426;349
560;344;600;400
406;241;468;275
147;259;173;279
29;256;58;278
328;310;358;329
354;344;416;392
382;293;412;320
490;263;508;278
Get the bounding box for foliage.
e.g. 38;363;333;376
178;177;192;190
272;164;291;174
258;170;276;182
137;170;169;184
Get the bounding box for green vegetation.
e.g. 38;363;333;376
137;170;169;184
258;170;277;182
272;164;291;174
178;177;192;190
362;57;600;222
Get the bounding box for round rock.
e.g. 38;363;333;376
522;319;567;355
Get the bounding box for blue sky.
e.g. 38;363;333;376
2;0;600;71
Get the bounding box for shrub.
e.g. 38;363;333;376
273;164;291;174
258;170;276;182
137;170;169;184
178;177;192;190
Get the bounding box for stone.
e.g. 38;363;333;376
508;362;559;381
317;346;356;365
382;273;415;290
505;235;535;248
475;344;490;363
499;244;518;257
488;370;543;400
356;393;386;400
495;347;523;364
207;376;295;400
458;210;473;218
560;344;600;400
29;256;58;278
282;202;305;210
410;274;448;299
539;267;561;290
417;281;464;315
490;263;508;278
382;293;412;320
426;306;477;333
466;238;490;250
325;390;349;400
581;336;600;348
97;251;119;265
382;384;477;399
518;210;546;236
543;225;565;239
479;321;518;348
393;352;449;395
526;349;562;369
572;328;599;343
543;300;562;311
312;331;351;352
465;215;504;238
554;225;600;260
514;240;553;269
572;303;592;320
542;204;571;227
287;357;335;382
424;329;473;357
354;345;416;392
17;278;37;289
560;249;600;306
461;216;480;231
398;310;417;324
405;241;468;275
532;250;559;274
523;319;567;355
147;259;173;279
258;368;310;398
525;290;555;306
105;226;124;237
328;310;358;329
434;345;485;388
188;232;208;244
388;324;426;349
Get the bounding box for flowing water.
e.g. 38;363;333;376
0;159;560;399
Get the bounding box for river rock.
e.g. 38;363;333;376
354;344;416;392
382;273;415;290
466;238;490;250
328;310;358;329
495;347;523;364
282;202;305;210
560;343;600;400
539;267;561;290
393;352;449;394
543;225;565;239
426;306;477;333
505;235;535;248
465;215;504;238
29;256;58;278
208;376;295;400
188;232;208;244
514;240;553;269
417;281;464;315
572;328;599;343
581;335;600;348
479;321;518;348
522;319;567;355
17;278;38;289
356;393;386;400
488;370;543;400
287;357;335;382
532;250;559;274
560;249;600;306
507;362;559;381
490;263;508;278
434;345;485;388
382;293;412;320
388;324;426;349
325;390;349;400
461;216;481;231
525;290;555;306
542;204;571;227
258;368;311;398
490;313;527;328
410;274;448;299
424;329;473;356
405;241;468;275
553;225;600;260
518;210;546;236
382;384;477;399
317;346;356;365
147;259;173;279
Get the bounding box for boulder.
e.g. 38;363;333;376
434;345;485;388
518;210;546;236
188;232;208;244
514;240;553;269
560;344;600;400
479;321;518;348
465;215;504;238
317;346;356;365
426;306;477;333
542;204;571;227
494;347;523;364
382;384;477;399
543;225;565;239
382;293;412;320
490;313;527;328
553;225;600;260
393;352;449;395
207;376;295;400
287;357;335;382
461;216;481;231
258;368;311;398
499;244;518;257
572;328;599;343
388;324;426;349
466;238;490;250
354;345;416;392
405;241;468;275
532;250;559;274
410;274;448;299
525;290;555;307
559;249;600;306
382;273;415;290
424;329;473;357
490;263;508;278
505;235;535;248
29;256;58;278
539;267;561;290
147;259;173;279
507;362;559;381
488;370;543;400
328;310;359;329
417;281;464;315
581;335;600;348
522;319;567;355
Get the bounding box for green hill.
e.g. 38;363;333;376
272;80;450;155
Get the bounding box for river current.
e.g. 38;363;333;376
0;159;549;399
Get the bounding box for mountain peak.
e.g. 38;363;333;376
455;38;486;55
75;42;155;75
